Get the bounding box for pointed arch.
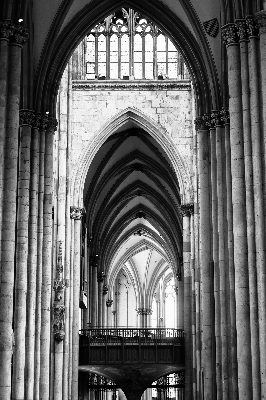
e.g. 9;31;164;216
72;107;193;206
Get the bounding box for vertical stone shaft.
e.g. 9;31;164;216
178;278;184;329
39;119;56;399
197;122;213;400
25;119;40;400
71;213;82;399
224;121;238;400
12;114;33;400
91;263;98;328
223;25;252;398
237;19;261;400
98;279;104;328
0;30;27;399
34;120;46;399
181;207;192;400
254;12;266;398
209;123;221;399
216;123;229;399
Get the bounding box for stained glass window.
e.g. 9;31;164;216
85;8;190;80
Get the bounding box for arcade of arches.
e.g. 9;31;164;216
1;0;266;400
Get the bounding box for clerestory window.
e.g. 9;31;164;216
85;8;190;81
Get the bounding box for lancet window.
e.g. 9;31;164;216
85;8;190;80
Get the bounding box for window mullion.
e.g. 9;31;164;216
129;9;134;79
106;33;110;79
118;35;121;79
153;34;157;80
95;34;98;79
142;34;145;79
166;37;168;77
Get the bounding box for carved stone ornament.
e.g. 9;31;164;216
11;24;29;46
203;114;212;128
221;23;239;46
176;271;182;281
106;299;113;307
246;16;259;38
179;203;194;216
70;206;86;220
97;271;105;282
39;114;48;131
53;241;66;342
19;110;35;126
211;110;223;127
0;20;15;40
136;308;152;315
47;117;58;132
194;116;207;131
255;11;266;35
32;112;42;129
72;81;191;91
90;254;99;268
103;284;108;295
235;19;248;42
220;108;230;125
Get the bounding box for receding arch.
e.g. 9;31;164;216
71;107;193;207
34;0;221;115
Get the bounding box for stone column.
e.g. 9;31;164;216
106;300;113;327
195;116;213;400
102;285;108;327
39;117;57;399
179;203;193;400
177;257;184;329
34;115;47;399
25;112;41;400
90;255;99;328
97;272;105;328
12;110;34;400
70;206;85;399
254;11;266;398
0;23;28;400
222;24;252;398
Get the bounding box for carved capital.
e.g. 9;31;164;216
194;116;207;131
32;112;42;129
70;206;86;220
0;20;15;40
106;299;113;307
176;271;182;281
136;308;152;315
203;114;213;128
11;24;29;46
179;203;194;216
19;109;35;126
103;284;108;295
235;19;248;41
246;16;259;38
47;117;58;132
255;11;266;35
90;255;99;268
211;110;223;127
221;23;239;46
39;115;48;131
220;108;230;125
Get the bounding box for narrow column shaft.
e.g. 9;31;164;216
34;120;46;399
0;31;27;399
197;122;213;400
222;26;252;397
178;280;184;329
39;119;56;399
91;264;98;327
12;116;33;400
98;280;103;328
25;121;40;400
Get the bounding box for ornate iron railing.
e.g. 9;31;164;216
79;328;184;345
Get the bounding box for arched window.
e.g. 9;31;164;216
85;8;190;80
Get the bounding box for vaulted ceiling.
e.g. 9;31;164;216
84;125;182;294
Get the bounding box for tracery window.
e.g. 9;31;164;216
85;8;190;80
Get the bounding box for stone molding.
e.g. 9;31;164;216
72;80;191;91
19;109;35;126
179;203;194;216
106;299;113;307
222;23;239;46
136;308;152;315
53;241;66;342
255;11;266;35
70;206;86;220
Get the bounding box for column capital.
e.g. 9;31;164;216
220;107;230;125
106;299;113;307
103;284;108;295
97;271;105;283
136;308;152;315
19;109;35;126
47;117;58;132
32;112;42;129
255;10;266;35
194;116;208;131
10;24;29;46
246;15;259;38
211;110;224;127
90;254;99;267
221;23;239;46
235;19;249;42
179;203;194;216
0;20;15;40
70;206;86;220
39;114;48;131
